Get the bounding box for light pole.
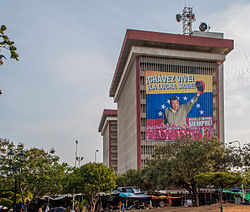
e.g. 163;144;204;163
76;156;84;167
7;149;25;212
229;140;245;203
95;150;99;163
72;189;75;211
75;140;78;167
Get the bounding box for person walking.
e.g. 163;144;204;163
38;205;43;212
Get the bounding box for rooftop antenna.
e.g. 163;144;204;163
176;7;195;35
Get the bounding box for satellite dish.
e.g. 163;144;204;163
199;22;208;31
176;14;182;22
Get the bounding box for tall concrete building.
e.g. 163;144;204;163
100;29;233;173
98;109;118;172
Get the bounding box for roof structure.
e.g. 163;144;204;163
98;109;117;132
109;29;234;97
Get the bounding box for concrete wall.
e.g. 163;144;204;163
218;64;225;142
117;61;137;173
102;123;109;167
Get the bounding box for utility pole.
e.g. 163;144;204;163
76;156;84;167
95;149;99;163
72;189;75;211
75;140;78;167
7;149;25;212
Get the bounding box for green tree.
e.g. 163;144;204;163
245;171;250;188
116;168;161;192
0;139;23;207
116;169;143;188
68;163;116;212
0;176;15;208
115;173;127;187
0;25;19;66
227;143;250;188
146;136;233;207
0;138;68;212
195;172;242;212
242;143;250;171
21;148;68;211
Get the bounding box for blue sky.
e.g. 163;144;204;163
1;0;250;165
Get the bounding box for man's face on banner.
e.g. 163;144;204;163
171;99;180;111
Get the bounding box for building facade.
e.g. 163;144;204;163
101;29;233;173
98;109;118;172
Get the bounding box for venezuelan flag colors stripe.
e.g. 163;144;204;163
145;70;214;141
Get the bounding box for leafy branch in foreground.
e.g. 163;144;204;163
0;25;19;66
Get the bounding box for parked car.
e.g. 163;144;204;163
48;207;66;212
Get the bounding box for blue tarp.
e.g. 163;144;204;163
119;193;134;197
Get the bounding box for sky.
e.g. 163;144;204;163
0;0;250;166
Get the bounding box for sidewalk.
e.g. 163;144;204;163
129;203;250;212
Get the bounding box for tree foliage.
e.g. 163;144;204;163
0;138;68;211
0;25;19;66
0;176;15;208
145;136;234;206
195;172;242;189
245;171;250;188
116;167;162;192
66;163;116;212
0;139;23;206
227;143;250;171
116;169;144;188
242;143;250;169
195;172;242;212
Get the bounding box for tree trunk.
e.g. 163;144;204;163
193;189;199;207
183;182;199;207
99;197;102;212
90;196;99;212
191;180;199;207
91;202;96;212
19;183;28;212
219;187;223;212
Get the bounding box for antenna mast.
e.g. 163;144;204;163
176;7;195;35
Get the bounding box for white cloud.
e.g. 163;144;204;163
225;128;250;145
208;3;250;90
207;2;250;145
48;50;114;87
225;48;250;90
225;91;250;117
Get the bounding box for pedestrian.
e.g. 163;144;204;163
122;203;125;212
20;204;25;212
159;200;164;208
45;205;49;212
38;205;43;212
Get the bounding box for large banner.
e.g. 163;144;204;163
145;70;214;141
